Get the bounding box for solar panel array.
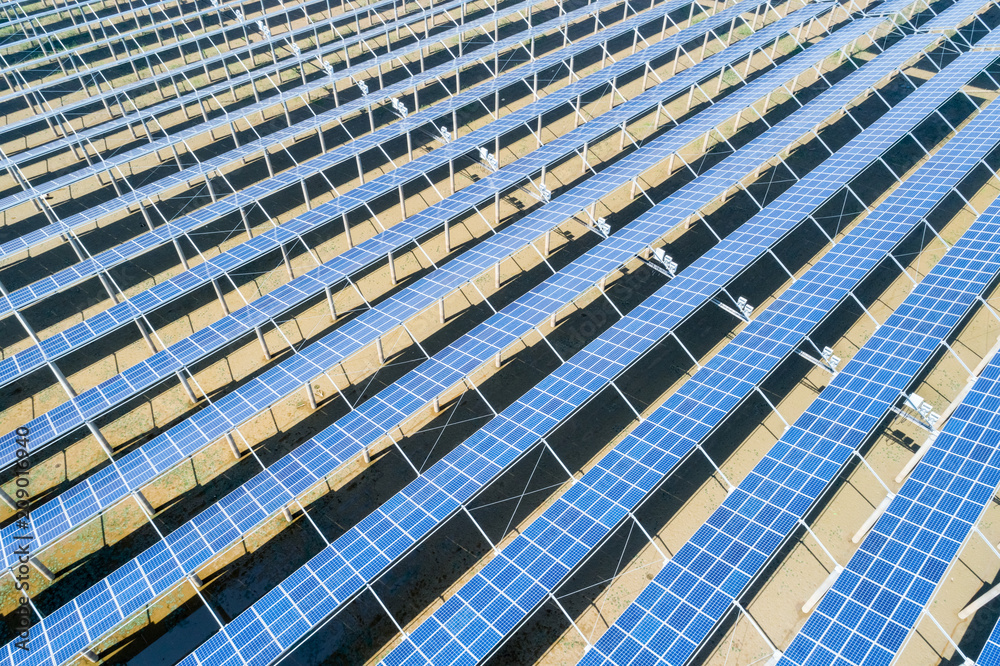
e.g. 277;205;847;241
776;255;1000;666
0;0;841;572
175;27;955;666
382;47;1000;666
577;187;1000;666
0;0;785;402
5;0;1000;663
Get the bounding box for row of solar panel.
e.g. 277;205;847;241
0;0;838;583
0;0;466;174
0;6;854;663
173;25;944;666
0;0;667;315
384;43;1000;666
15;1;996;664
582;201;1000;666
0;0;782;467
776;225;1000;665
0;0;705;389
0;0;257;73
576;74;1000;666
0;0;415;147
0;0;552;221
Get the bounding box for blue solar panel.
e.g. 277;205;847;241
0;10;861;662
978;618;1000;664
0;0;404;145
0;0;815;469
0;0;727;393
577;124;1000;666
380;48;1000;666
777;243;1000;666
0;0;556;264
168;33;948;666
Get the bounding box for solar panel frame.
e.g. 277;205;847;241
0;0;822;468
577;111;1000;666
169;33;946;666
380;48;1000;666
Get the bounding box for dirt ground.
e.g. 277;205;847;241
2;0;1000;664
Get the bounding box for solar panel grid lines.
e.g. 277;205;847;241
378;47;1000;666
777;340;1000;664
576;157;1000;666
0;0;826;465
0;0;679;294
0;0;455;150
0;0;472;176
171;31;957;666
920;0;995;29
979;619;1000;664
0;0;851;581
0;0;545;221
7;12;878;653
0;0;271;76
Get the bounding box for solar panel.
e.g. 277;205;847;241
381;49;1000;666
0;0;554;251
577;121;1000;666
920;0;996;30
0;0;813;464
168;33;947;666
0;11;870;663
0;0;846;578
777;232;1000;666
978;618;1000;664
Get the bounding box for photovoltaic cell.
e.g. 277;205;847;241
170;33;944;666
0;2;830;475
0;0;270;79
380;49;1000;666
577;130;1000;666
2;10;872;663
